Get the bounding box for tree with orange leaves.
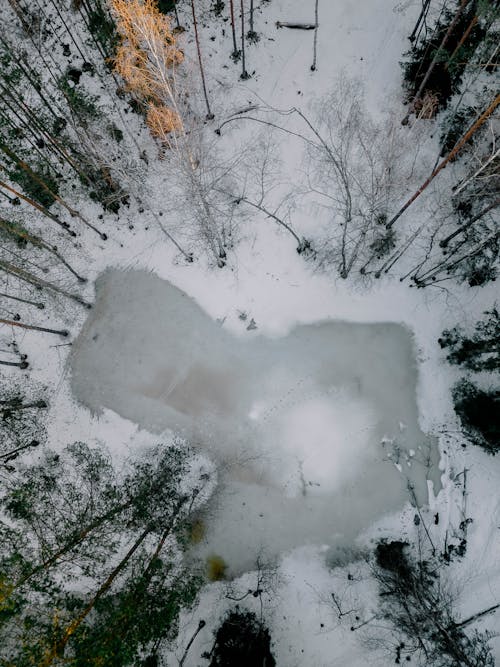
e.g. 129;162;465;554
110;0;185;145
110;0;230;267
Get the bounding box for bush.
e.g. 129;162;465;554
7;163;59;209
439;105;476;154
453;379;500;453
375;540;411;579
87;2;118;56
439;309;500;371
0;219;29;247
374;539;495;665
401;1;484;110
208;610;276;667
158;0;178;12
58;73;100;119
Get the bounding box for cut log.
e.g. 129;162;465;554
276;21;316;30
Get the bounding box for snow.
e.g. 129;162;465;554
0;0;498;664
70;268;441;577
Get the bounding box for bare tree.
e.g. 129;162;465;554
370;540;495;666
303;78;417;277
158;130;241;267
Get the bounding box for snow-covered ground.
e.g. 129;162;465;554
1;0;499;664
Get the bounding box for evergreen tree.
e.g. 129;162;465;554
439;309;499;371
453;380;499;454
0;441;212;666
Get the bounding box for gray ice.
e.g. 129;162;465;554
70;270;441;574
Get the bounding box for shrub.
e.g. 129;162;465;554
58;73;100;119
7;163;59;209
208;609;276;667
401;1;484;110
453;379;499;453
439;309;500;371
374;539;495;665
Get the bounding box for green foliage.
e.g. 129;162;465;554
87;3;118;56
6;162;59;209
465;261;498;287
69;564;201;667
453;380;499;454
208;609;276;667
439;105;476;154
108;123;124;142
401;1;485;109
0;441;209;667
158;0;179;13
84;163;123;213
123;444;191;531
458;230;499;287
375;540;411;578
210;0;225;16
0;219;30;247
369;228;396;258
439;309;500;371
2;442;121;573
58;73;100;119
0;49;23;87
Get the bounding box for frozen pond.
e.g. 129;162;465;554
71;270;441;574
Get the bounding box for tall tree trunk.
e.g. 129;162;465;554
0;318;69;336
0;144;107;240
0;291;45;309
403;0;472;124
452;146;499;197
311;0;319;71
0;259;91;307
444;14;478;70
387;93;500;229
229;0;239;58
240;0;250;79
439;198;500;248
40;496;188;666
415;231;499;286
190;0;214;119
40;525;153;667
0;178;75;236
173;0;181;28
11;499;135;594
409;0;432;43
0;217;86;282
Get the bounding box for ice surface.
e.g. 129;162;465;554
70;270;441;574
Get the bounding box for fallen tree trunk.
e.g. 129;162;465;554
276;21;316;30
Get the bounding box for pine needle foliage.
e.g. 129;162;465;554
439;309;500;372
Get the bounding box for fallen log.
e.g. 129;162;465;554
276;21;316;30
0;318;69;337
